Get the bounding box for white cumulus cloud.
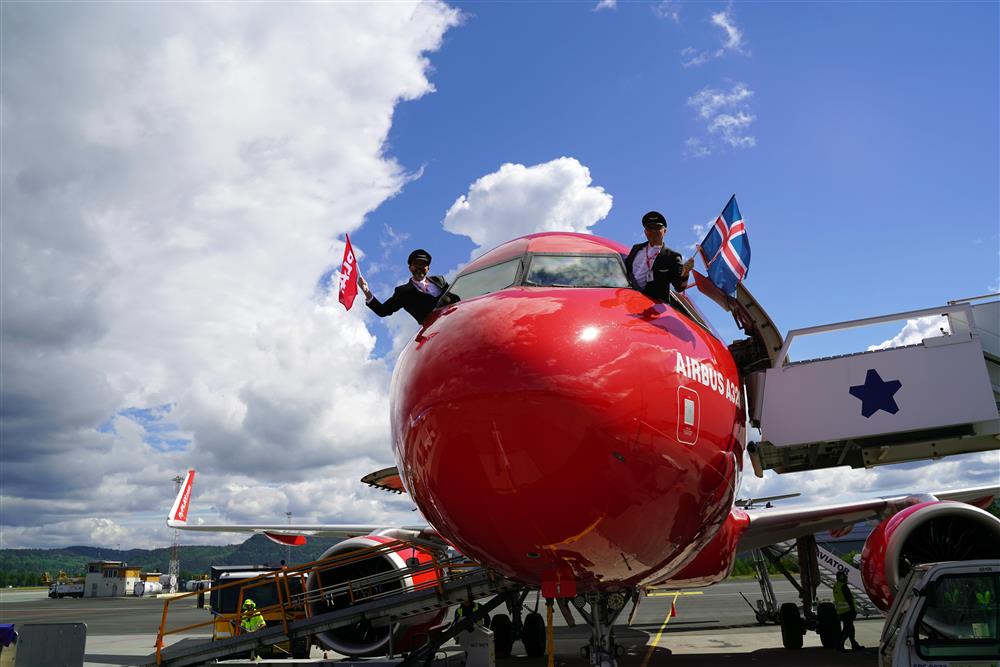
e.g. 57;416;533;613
686;83;757;156
868;316;952;351
442;157;614;260
1;2;460;548
681;6;749;67
652;2;681;22
711;8;747;54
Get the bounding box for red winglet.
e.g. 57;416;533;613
263;532;307;547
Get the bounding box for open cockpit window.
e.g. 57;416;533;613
446;257;522;302
524;254;629;288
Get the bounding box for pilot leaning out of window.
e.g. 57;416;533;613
624;211;695;301
358;249;454;325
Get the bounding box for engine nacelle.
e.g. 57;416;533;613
860;500;1000;611
306;535;447;656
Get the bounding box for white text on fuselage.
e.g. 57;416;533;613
675;353;741;407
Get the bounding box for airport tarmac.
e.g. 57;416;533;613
0;580;884;666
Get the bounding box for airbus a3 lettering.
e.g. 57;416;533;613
675;352;741;407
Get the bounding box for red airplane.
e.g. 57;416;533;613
169;232;1000;664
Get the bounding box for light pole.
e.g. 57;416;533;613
168;475;184;592
285;511;292;565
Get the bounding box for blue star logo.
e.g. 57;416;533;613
849;369;902;418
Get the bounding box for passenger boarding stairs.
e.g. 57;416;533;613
749;539;878;625
146;543;517;667
739;294;1000;473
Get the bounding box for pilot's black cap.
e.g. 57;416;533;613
642;211;667;229
407;249;432;264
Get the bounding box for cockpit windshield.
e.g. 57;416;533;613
524;254;629;288
447;257;522;302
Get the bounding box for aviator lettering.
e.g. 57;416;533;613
675;352;741;407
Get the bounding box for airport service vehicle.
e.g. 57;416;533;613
133;581;163;596
207;565;311;659
48;581;84;598
879;560;999;667
185;579;210;592
167;232;1000;666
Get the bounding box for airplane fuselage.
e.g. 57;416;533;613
391;233;745;591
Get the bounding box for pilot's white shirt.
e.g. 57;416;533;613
632;244;663;289
412;277;443;297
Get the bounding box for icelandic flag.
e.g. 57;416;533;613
698;195;750;297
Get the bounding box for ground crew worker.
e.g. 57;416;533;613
240;598;266;633
832;571;863;651
454;600;486;628
240;598;266;661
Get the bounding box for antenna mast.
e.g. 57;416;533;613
167;474;184;592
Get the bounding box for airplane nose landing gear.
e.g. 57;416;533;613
572;591;633;667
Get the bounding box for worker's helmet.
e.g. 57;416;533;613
243;598;256;609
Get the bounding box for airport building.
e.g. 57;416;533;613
84;560;143;597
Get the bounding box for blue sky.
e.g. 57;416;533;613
1;1;996;548
357;1;998;357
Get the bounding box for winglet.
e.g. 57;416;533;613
167;469;195;527
263;532;308;547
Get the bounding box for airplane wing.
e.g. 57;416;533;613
737;485;999;552
166;469;440;547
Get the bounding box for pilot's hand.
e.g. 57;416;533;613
358;275;372;298
682;258;695;275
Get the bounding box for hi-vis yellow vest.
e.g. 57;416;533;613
833;581;851;614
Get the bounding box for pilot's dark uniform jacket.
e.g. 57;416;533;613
366;275;450;325
624;242;688;300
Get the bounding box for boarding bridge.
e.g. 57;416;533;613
742;295;1000;474
145;543;518;667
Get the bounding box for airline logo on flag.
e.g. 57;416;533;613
698;195;750;297
338;234;359;310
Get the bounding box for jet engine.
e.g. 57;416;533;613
860;500;1000;611
305;535;447;656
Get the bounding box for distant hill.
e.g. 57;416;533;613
6;501;998;587
0;534;344;587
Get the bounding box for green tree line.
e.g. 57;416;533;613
0;535;344;587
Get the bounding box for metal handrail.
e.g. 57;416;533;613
154;540;483;664
772;302;975;369
294;558;481;613
155;539;412;663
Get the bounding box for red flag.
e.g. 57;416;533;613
338;234;359;310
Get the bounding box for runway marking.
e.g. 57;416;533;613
646;591;703;597
639;592;679;667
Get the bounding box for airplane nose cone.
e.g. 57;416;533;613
391;288;740;587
